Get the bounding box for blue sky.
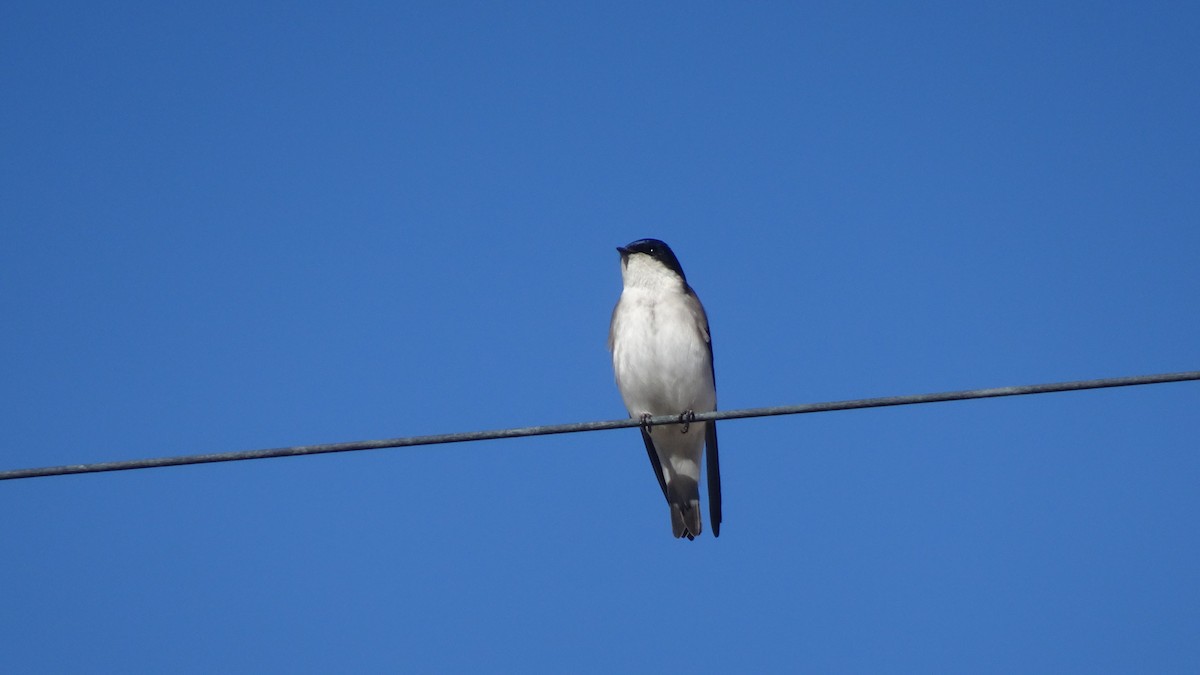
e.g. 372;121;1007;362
2;2;1198;672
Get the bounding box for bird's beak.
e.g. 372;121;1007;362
616;246;630;257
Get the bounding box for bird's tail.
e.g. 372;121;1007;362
667;477;701;540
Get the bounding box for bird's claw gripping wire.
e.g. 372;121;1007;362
679;409;695;434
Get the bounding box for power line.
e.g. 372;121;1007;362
2;370;1197;482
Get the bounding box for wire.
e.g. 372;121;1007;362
1;370;1197;482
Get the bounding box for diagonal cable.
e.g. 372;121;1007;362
1;370;1197;481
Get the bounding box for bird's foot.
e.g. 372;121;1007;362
679;409;695;434
639;412;653;433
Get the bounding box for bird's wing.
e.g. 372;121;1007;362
687;284;722;538
606;296;622;352
641;428;669;502
706;416;722;537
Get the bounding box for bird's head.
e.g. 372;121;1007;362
616;238;688;288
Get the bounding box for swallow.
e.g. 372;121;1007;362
609;238;721;539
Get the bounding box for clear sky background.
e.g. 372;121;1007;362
2;2;1198;673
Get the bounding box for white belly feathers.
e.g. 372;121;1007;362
612;288;715;417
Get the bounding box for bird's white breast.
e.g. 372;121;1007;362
611;286;715;417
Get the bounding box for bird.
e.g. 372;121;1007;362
608;238;722;539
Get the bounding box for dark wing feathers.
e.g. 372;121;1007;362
687;283;723;538
706;419;722;537
641;428;669;502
